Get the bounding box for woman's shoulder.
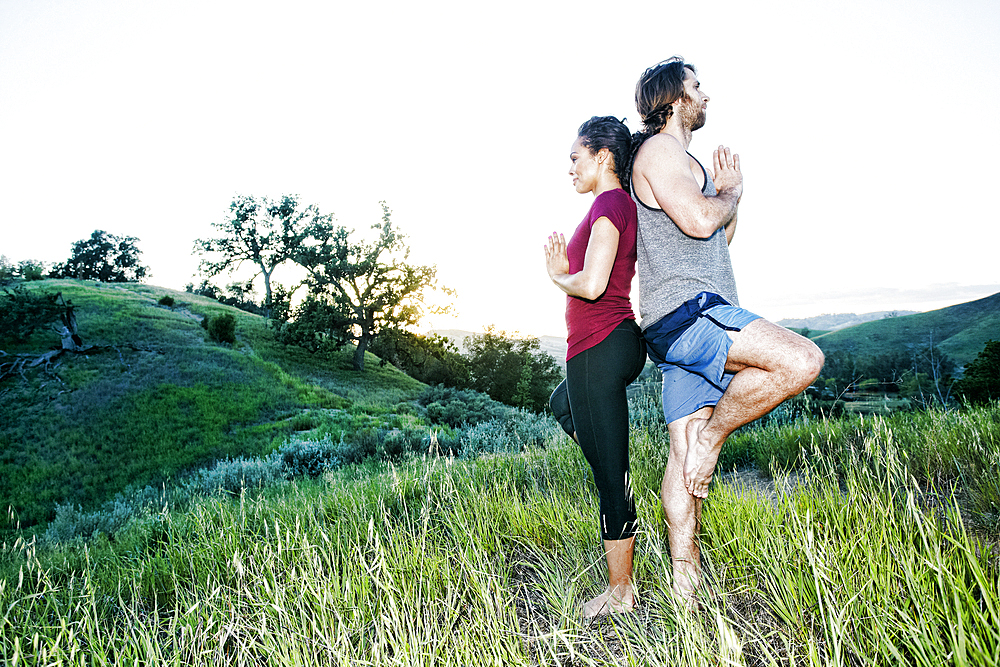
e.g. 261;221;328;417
595;188;637;221
595;188;636;210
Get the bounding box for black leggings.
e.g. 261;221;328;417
550;319;646;541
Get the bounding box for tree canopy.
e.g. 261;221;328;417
464;326;562;412
292;202;447;371
194;194;332;314
50;230;148;283
955;339;1000;404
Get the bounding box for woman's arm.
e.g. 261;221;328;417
545;217;620;300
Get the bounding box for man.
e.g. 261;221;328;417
630;57;824;604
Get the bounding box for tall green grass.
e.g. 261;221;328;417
2;402;998;665
1;280;424;526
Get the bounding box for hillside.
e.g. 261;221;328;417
778;310;918;332
810;291;1000;366
1;280;424;526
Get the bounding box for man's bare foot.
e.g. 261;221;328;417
581;585;634;619
683;418;721;498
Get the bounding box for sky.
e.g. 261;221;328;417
2;0;999;339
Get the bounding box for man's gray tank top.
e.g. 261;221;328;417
633;153;739;330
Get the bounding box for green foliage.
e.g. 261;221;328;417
0;285;66;343
206;312;237;344
812;291;1000;368
464;326;563;412
194;193;331;315
955;339;1000;404
458;410;556;458
0;280;420;527
18;259;46;281
416;384;515;427
273;294;351;353
0;255;13;284
4;403;997;664
157;295;175;307
369;329;470;387
50;229;149;282
293;202;448;371
815;341;956;409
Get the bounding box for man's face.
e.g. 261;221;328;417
678;67;709;131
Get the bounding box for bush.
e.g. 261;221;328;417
158;295;175;307
44;485;164;542
187;455;282;496
278;435;346;475
19;260;46;281
459;409;557;458
416;385;516;427
0;286;66;343
207;312;237;344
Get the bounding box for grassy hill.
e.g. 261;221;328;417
2;392;998;664
810;291;1000;366
1;279;424;526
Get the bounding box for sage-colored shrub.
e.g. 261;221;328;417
207;312;236;344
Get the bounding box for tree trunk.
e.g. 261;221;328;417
353;333;369;371
261;265;273;319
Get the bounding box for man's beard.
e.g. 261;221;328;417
679;94;706;131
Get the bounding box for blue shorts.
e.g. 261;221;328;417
642;292;760;424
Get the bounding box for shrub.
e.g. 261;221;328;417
44;485;164;542
207;312;237;344
417;385;516;427
459;409;557;458
158;295;175;307
278;436;345;476
18;260;46;281
187;455;282;496
0;286;66;343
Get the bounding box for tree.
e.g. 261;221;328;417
464;326;562;412
194;194;331;315
0;256;13;285
369;329;470;387
295;202;448;371
0;286;66;343
18;260;46;281
955;339;1000;404
50;230;148;282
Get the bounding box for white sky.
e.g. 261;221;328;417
2;0;999;338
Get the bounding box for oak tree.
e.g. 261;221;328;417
195;194;332;315
293;202;447;371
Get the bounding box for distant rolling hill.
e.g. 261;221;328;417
778;310;918;332
809;291;1000;367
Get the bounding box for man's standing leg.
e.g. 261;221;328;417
661;406;712;604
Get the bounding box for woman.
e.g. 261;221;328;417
544;116;647;618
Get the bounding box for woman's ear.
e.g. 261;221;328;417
597;147;612;166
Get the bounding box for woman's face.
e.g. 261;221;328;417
568;137;601;195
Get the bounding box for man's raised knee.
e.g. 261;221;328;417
794;339;824;389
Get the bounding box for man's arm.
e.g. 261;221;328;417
725;213;737;245
635;135;742;239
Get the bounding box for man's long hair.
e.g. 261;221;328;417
630;57;696;169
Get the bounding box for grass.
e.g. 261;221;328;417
1;280;424;526
1;400;998;665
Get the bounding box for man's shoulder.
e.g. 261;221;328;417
635;133;689;171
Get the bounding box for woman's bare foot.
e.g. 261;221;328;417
683;418;721;498
581;585;634;619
